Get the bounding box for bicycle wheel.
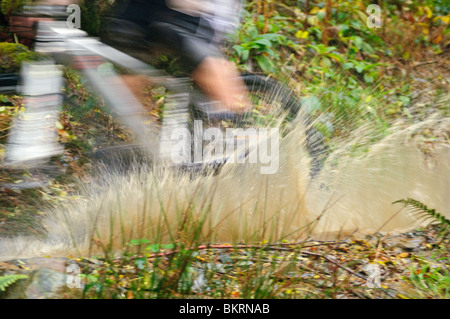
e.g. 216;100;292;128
187;73;325;177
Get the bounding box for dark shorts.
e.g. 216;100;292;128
103;0;221;74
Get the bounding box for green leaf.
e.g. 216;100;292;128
242;49;250;61
258;33;284;42
253;38;272;48
328;52;344;63
233;44;244;56
325;46;338;54
0;274;28;292
398;96;411;106
355;64;364;73
364;74;374;83
130;238;151;245
343;62;354;70
146;244;160;253
320;57;332;68
352;36;364;50
161;244;175;250
361;42;374;55
134;257;147;270
301;96;322;114
255;55;275;74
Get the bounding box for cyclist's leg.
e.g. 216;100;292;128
148;18;250;113
191;56;250;113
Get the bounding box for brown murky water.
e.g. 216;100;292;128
307;117;449;238
1;115;448;261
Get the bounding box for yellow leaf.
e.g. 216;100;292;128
310;6;321;14
307;15;319;27
295;30;309;39
433;15;450;24
423;6;433;19
397;252;409;258
55;121;64;130
364;95;372;103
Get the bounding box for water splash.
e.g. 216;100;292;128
1;105;448;261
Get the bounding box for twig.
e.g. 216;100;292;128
412;61;437;68
300;251;368;282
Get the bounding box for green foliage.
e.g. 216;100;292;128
80;0;100;36
231;13;288;73
0;0;26;16
224;0;448;147
0;274;28;291
407;254;450;298
0;42;44;73
393;198;450;238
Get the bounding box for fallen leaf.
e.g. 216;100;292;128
397;252;409;258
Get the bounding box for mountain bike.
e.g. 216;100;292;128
0;5;324;189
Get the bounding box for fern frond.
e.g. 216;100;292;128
0;274;29;292
393;198;450;236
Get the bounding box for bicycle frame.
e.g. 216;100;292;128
29;19;225;165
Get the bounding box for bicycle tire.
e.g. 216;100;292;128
241;74;325;177
191;73;325;177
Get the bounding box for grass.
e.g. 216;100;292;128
72;223;448;299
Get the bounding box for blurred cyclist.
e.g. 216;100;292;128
103;0;250;113
2;0;249;179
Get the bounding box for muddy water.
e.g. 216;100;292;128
0;116;448;260
306;118;449;238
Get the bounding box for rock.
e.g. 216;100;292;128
398;237;425;250
383;236;425;251
0;257;83;299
